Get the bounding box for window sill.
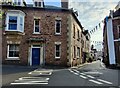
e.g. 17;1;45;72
33;33;41;34
6;58;20;60
55;34;61;36
55;57;60;59
4;31;25;35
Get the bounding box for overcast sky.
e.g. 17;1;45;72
25;0;119;51
69;0;119;50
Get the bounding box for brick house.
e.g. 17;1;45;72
0;10;2;62
103;2;120;66
2;1;83;66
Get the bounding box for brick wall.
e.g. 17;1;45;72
113;18;120;65
2;6;69;66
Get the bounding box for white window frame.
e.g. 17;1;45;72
7;44;19;60
5;10;25;32
55;20;61;35
34;1;43;7
33;19;40;34
55;42;61;59
13;0;23;6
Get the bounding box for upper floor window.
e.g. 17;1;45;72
73;24;75;38
77;47;80;57
8;16;17;30
34;1;43;7
14;0;21;6
6;10;25;32
55;20;61;35
74;46;76;58
77;29;80;40
34;19;40;34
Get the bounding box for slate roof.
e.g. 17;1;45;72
113;8;120;17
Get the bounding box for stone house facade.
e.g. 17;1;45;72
2;5;83;67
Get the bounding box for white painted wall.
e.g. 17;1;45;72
106;17;116;65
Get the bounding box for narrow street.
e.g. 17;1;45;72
2;60;119;88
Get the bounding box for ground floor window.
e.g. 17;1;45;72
74;46;76;58
77;47;80;57
55;44;61;58
7;44;19;58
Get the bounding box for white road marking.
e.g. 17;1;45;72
28;72;52;75
18;77;49;81
28;72;32;74
87;75;95;79
97;79;113;85
79;75;87;79
73;72;79;75
73;69;79;73
11;82;48;85
15;80;48;83
34;70;53;73
89;79;103;85
84;71;103;75
80;73;86;75
68;69;74;73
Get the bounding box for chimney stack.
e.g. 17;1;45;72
109;10;114;18
61;0;68;9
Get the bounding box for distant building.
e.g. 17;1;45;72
2;0;26;6
33;0;44;7
81;30;91;63
103;2;120;66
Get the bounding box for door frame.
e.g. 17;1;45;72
30;45;41;66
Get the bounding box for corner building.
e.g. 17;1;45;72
2;5;83;67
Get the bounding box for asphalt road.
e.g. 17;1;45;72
2;61;120;88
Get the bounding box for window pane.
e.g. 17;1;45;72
35;20;39;25
18;0;21;5
35;26;39;32
35;2;37;6
56;45;60;50
9;45;14;50
8;24;17;30
39;2;41;6
119;26;120;38
9;16;17;23
9;51;19;57
9;51;14;57
15;45;19;51
14;51;19;57
20;17;23;31
56;52;60;57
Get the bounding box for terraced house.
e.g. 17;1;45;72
103;2;120;67
1;0;84;67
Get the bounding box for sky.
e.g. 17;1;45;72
69;0;119;51
25;0;61;7
25;0;119;51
